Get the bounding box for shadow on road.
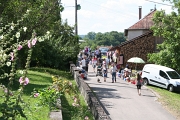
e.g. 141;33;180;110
142;94;156;97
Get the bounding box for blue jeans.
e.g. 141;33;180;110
112;72;116;82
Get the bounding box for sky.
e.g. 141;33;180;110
60;0;174;35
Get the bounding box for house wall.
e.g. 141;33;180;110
118;32;156;70
127;29;150;40
155;36;164;52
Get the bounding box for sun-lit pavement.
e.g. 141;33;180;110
84;64;176;120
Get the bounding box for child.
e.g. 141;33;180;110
136;72;143;96
92;56;97;72
102;64;107;82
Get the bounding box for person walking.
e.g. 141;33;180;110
85;56;89;72
92;56;97;72
110;63;117;83
102;63;107;82
105;57;110;69
136;72;143;96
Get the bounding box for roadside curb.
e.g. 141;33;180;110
143;85;161;100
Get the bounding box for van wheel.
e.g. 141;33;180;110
143;78;149;85
168;85;174;92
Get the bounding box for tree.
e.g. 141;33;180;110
148;1;180;71
85;32;96;40
95;31;125;46
0;0;79;70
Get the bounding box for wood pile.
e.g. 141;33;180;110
118;32;161;70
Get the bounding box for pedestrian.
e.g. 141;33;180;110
102;63;107;82
92;56;97;72
110;63;117;83
99;50;102;59
105;57;110;69
80;57;86;71
123;68;130;81
136;72;143;96
85;56;89;72
95;48;99;58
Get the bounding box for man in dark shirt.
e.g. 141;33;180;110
85;57;89;72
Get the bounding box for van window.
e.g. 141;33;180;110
159;70;169;80
167;71;180;79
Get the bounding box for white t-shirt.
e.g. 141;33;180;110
111;65;117;72
95;50;99;55
81;59;86;67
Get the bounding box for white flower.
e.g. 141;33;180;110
18;88;22;92
6;62;11;67
23;27;27;32
46;31;50;35
19;70;24;75
4;73;8;77
0;49;3;54
2;54;7;61
11;22;14;26
10;26;14;30
26;9;30;13
38;37;44;42
16;32;20;38
0;35;4;40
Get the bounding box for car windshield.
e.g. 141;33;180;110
166;71;180;79
99;47;108;51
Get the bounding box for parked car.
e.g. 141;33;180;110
141;64;180;92
99;47;108;56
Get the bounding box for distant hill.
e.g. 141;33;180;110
79;35;85;39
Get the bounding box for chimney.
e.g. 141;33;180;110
139;6;142;20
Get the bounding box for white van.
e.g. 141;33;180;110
142;64;180;92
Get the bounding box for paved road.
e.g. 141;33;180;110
85;64;176;120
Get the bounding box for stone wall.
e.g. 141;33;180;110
119;31;156;70
70;64;111;120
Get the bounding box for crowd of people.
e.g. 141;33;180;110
77;46;143;96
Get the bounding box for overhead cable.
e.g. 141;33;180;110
145;0;174;7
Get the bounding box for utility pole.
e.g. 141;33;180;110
75;0;78;36
75;0;81;36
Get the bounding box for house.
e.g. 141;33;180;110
109;7;164;70
124;8;155;40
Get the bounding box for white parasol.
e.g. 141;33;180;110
127;57;145;70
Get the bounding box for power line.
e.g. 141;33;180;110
82;0;138;21
145;0;174;7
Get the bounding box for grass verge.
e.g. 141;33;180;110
147;85;180;119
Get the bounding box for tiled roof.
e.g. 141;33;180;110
124;9;156;36
119;30;153;47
